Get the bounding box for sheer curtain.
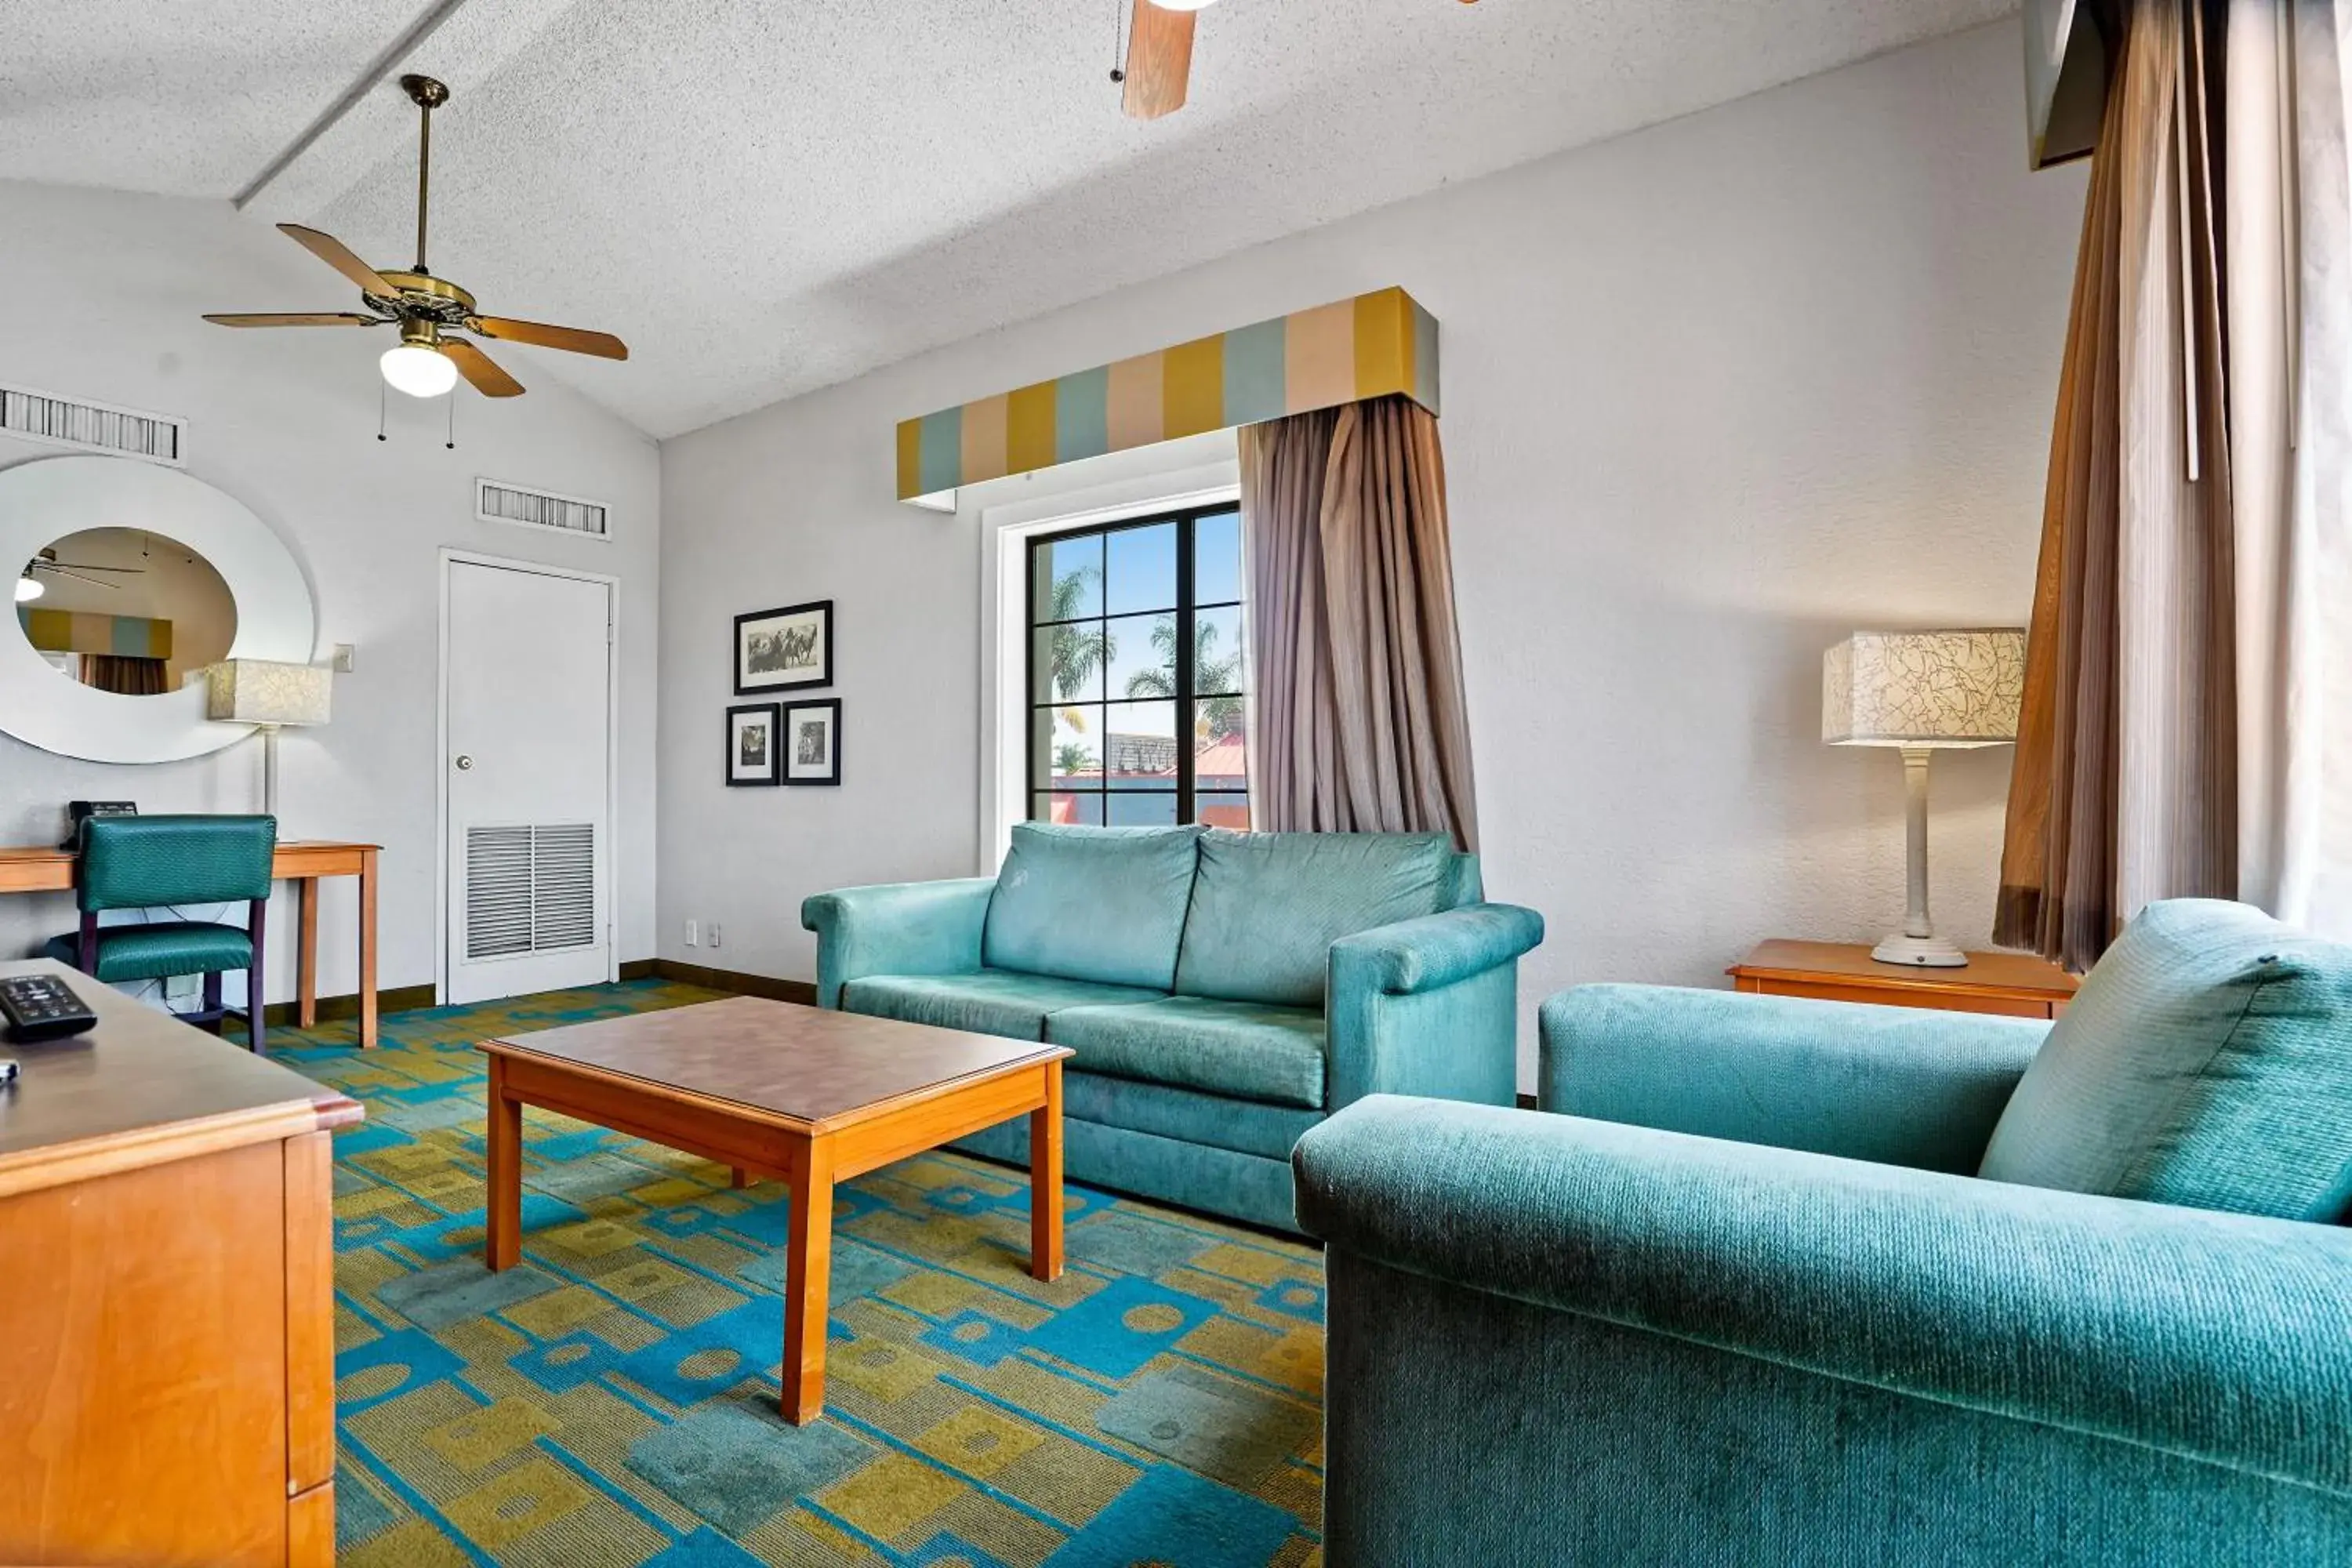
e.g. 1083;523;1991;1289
1238;394;1480;850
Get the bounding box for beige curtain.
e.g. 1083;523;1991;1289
1999;0;2238;970
1238;394;1480;850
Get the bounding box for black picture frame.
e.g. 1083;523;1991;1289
781;698;842;786
734;599;833;694
725;702;782;786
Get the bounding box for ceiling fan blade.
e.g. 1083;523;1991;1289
441;338;525;397
42;562;143;573
277;223;398;296
466;316;629;360
203;312;385;328
1123;0;1196;120
39;567;121;591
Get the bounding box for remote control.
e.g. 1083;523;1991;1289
0;974;100;1043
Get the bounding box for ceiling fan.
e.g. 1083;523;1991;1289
1119;0;1479;120
14;548;144;604
203;74;627;400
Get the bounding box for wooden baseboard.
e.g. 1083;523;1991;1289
618;959;659;982
648;958;816;1006
1515;1091;1537;1110
262;983;437;1029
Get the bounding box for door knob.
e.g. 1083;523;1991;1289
454;754;474;771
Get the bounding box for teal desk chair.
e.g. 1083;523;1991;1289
42;815;277;1053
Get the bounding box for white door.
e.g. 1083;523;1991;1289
444;557;614;1004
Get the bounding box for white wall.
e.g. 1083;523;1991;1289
0;182;662;1003
656;21;2087;1087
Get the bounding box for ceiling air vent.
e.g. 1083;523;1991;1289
0;383;184;464
477;477;609;540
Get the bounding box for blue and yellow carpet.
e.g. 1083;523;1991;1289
276;981;1327;1567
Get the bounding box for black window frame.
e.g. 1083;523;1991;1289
1025;502;1246;828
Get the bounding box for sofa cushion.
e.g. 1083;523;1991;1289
43;922;252;983
1174;830;1458;1007
982;822;1204;991
1978;898;2352;1221
1049;996;1328;1109
840;968;1166;1041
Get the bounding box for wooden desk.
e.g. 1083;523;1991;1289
0;840;383;1047
1729;938;2078;1018
0;958;363;1566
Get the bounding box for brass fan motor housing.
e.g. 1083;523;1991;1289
368;269;477;326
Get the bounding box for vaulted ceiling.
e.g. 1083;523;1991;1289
5;0;2014;437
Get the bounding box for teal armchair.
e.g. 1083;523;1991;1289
41;815;277;1053
804;824;1541;1231
1298;920;2352;1566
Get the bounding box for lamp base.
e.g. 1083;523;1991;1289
1872;931;1970;968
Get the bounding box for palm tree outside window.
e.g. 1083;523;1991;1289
1027;505;1249;828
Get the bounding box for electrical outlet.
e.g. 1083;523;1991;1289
684;919;699;947
707;923;722;949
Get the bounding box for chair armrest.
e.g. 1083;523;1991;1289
1538;983;2048;1173
1294;1097;2352;1496
1324;904;1540;1109
799;877;996;1008
1330;903;1545;996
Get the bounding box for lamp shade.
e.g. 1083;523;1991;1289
204;659;332;728
1822;630;2024;748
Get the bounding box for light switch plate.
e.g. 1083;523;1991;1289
332;643;357;673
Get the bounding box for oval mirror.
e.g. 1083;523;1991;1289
0;456;315;763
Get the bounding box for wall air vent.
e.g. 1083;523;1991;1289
477;477;609;539
0;383;184;464
465;822;598;960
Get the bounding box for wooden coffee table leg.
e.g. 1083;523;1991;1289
1031;1060;1064;1282
782;1135;835;1424
485;1057;521;1272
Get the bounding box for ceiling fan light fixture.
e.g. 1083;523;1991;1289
14;573;43;604
381;342;459;398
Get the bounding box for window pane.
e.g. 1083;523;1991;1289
1033;621;1108;704
1196;717;1246;793
1196;791;1250;829
1100;700;1178;788
1035;533;1102;623
1196;509;1243;606
1106;792;1178;826
1105;612;1175;703
1035;706;1104;785
1105;522;1177;615
1036;791;1104;826
1193;604;1246;697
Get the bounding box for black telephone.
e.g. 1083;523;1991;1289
63;800;136;849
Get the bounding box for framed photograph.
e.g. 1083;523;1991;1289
782;698;842;786
725;702;781;786
735;599;832;694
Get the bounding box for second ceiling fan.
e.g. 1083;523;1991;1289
1120;0;1479;120
205;74;627;400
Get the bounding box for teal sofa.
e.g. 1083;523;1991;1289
802;823;1541;1231
1297;899;2352;1566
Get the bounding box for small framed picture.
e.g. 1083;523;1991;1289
782;698;842;786
735;599;832;694
725;702;781;786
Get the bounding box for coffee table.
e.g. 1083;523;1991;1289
477;995;1070;1423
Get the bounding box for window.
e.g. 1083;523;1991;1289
1028;504;1248;829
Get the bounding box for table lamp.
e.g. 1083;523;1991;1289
204;659;332;821
1823;629;2024;967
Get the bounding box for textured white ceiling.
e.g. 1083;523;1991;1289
6;0;2015;437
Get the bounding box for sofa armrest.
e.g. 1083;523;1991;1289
1539;983;2048;1173
1323;904;1541;1110
1294;1097;2352;1497
1330;902;1544;996
799;877;996;1008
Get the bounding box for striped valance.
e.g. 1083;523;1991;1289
16;608;173;659
895;287;1440;501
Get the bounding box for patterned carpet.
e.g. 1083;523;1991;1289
274;981;1327;1568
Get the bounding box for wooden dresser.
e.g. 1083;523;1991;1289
0;959;361;1567
1728;939;2079;1018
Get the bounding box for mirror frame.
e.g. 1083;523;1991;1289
0;455;317;763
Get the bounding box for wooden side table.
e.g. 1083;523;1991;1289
1728;939;2078;1018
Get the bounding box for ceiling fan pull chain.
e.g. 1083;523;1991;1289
1110;0;1125;85
446;390;456;450
377;379;388;443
